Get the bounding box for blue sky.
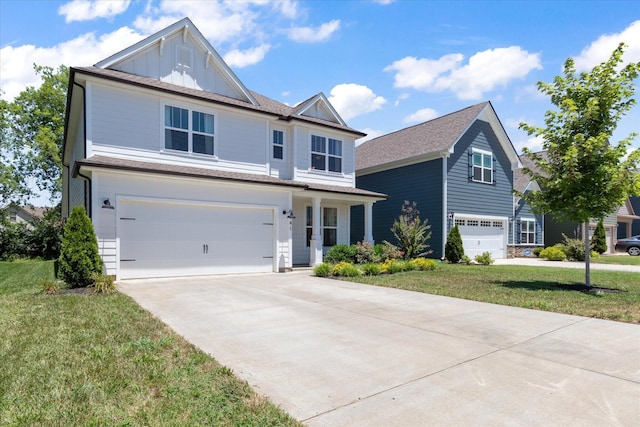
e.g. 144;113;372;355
1;0;639;205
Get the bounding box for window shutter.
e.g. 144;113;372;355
534;220;540;245
492;156;497;184
516;219;522;244
468;150;473;181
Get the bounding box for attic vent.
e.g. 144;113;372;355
176;45;192;70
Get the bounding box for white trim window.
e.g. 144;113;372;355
164;105;215;156
306;206;338;247
520;219;536;244
472;149;493;184
272;130;284;160
311;135;342;173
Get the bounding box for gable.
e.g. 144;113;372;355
95;18;257;105
294;93;346;126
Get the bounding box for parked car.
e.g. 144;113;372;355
614;235;640;256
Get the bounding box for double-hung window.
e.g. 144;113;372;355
520;219;536;244
164;105;214;156
472;149;493;184
272;130;284;160
306;206;338;247
311;135;342;173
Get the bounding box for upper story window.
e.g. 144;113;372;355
272;130;284;160
311;135;342;173
471;149;493;184
164;105;214;156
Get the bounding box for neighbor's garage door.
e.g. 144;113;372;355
118;199;274;279
456;218;506;259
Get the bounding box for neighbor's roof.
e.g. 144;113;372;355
71;66;365;137
356;102;490;171
75;156;387;199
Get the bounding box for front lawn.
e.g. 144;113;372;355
0;260;299;426
592;255;640;266
344;263;640;323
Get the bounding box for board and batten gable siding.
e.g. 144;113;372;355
353;159;444;258
293;126;355;187
110;30;245;100
447;120;514;219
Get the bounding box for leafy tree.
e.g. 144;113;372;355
58;206;102;288
444;225;465;263
519;43;640;287
389;200;432;259
1;65;69;203
591;220;607;255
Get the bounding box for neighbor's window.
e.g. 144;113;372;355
273;130;284;160
306;206;338;247
311;135;342;173
164;105;215;155
520;219;535;244
9;211;16;223
472;149;493;184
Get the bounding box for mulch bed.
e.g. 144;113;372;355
555;284;626;294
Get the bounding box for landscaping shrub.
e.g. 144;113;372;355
380;259;404;274
561;234;587;261
313;263;332;277
57;206;102;288
460;255;472;265
332;261;360;277
408;257;437;271
91;272;117;294
354;241;375;264
361;263;382;276
474;251;494;265
533;247;544;257
444;225;465;263
374;242;402;262
539;245;567;261
324;244;356;264
389;201;432;259
591;220;607;254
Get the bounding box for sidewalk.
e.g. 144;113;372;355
495;257;640;273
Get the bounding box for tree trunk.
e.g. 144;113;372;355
584;221;591;288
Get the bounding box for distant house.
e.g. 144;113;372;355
352;102;521;260
2;204;47;229
512;154;544;256
619;195;640;238
61;18;385;280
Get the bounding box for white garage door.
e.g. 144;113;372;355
456;217;506;259
118;199;274;279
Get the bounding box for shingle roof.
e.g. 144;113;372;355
72;67;365;137
75;156;386;199
356;102;490;171
514;151;547;193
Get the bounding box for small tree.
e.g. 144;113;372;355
389;201;432;259
519;43;640;287
58;206;102;288
444;225;465;263
591;220;607;255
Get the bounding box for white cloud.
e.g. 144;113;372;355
372;0;396;4
385;47;542;100
274;0;299;19
327;83;386;121
574;20;640;70
287;19;340;43
1;27;144;100
58;0;131;22
403;108;439;124
223;44;271;68
356;128;385;146
513;135;544;154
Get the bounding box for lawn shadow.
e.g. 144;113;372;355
498;280;626;295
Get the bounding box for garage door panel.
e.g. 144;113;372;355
457;218;506;259
119;200;274;279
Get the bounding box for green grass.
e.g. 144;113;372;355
0;260;300;426
345;263;640;323
592;255;640;266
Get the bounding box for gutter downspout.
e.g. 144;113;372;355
442;153;448;259
72;80;92;218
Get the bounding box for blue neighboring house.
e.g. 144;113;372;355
352;101;524;259
512;154;545;256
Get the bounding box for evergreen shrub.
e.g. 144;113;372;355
58;206;102;288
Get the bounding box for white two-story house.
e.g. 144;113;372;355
62;18;385;280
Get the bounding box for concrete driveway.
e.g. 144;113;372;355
119;271;640;426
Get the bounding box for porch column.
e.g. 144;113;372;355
310;197;323;265
363;202;374;244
